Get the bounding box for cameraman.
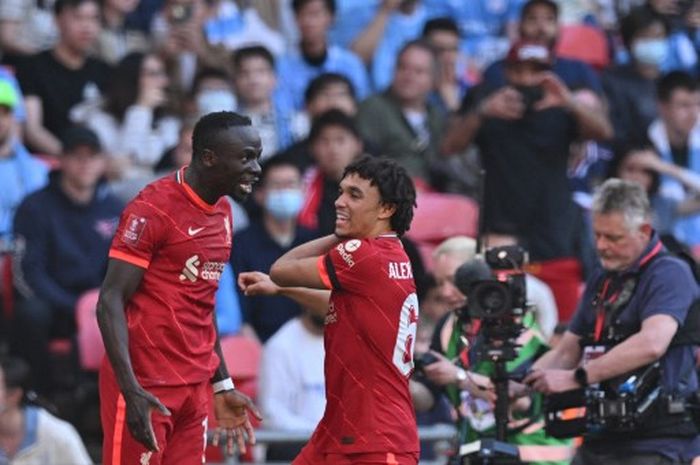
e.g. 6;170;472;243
526;179;700;465
419;236;573;464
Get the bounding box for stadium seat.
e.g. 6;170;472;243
75;289;103;371
405;192;479;268
555;24;610;70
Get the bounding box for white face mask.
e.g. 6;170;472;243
196;89;237;115
632;38;669;67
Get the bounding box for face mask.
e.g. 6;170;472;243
632;38;668;67
197;89;237;115
265;189;303;220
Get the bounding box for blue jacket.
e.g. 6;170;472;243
13;172;123;313
0;142;49;242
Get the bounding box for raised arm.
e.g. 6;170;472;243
269;234;340;288
238;271;331;317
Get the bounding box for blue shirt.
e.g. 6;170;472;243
215;262;243;336
570;234;700;460
371;5;428;91
0;142;49;242
328;0;381;48
277;45;371;109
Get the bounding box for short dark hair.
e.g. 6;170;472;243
1;357;32;405
192;111;251;161
657;71;699;102
259;156;301;186
520;0;559;19
292;0;335;15
191;67;230;95
232;45;275;71
609;140;661;195
422;17;459;37
54;0;97;15
342;156;417;236
304;72;355;105
308;109;361;143
620;6;668;51
396;39;437;68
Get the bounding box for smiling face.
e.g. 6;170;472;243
205;126;262;202
334;173;394;239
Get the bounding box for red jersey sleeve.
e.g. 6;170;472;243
109;199;168;269
318;239;379;293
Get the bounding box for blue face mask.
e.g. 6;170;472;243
632;38;668;67
265;189;303;220
197;89;237;115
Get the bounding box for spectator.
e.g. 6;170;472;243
357;40;445;186
640;0;699;75
277;0;371;109
0;0;57;66
442;41;611;263
0;81;49;248
422;17;470;113
356;0;429;91
648;71;700;247
423;0;522;71
232;45;295;159
72;52;181;182
482;0;604;94
204;0;285;55
275;72;358;175
12;127;123;394
298;109;364;234
95;0;149;65
603;6;669;143
232;158;317;342
0;357;92;465
151;0;228;97
189;66;237;117
16;0;110;157
258;307;325;460
610;142;700;240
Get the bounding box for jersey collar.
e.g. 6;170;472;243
176;166;216;213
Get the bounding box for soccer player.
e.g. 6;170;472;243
97;112;263;465
240;156;420;465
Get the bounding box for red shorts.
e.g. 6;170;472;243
293;437;419;465
100;363;210;465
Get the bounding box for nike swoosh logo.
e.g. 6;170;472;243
188;226;205;236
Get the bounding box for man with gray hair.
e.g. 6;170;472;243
526;179;700;465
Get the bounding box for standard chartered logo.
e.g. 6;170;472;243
179;255;200;282
179;255;224;282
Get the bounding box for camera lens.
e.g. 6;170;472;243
472;281;511;318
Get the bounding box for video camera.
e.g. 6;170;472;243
544;362;663;438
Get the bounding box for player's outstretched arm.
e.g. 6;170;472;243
238;271;331;317
211;312;262;455
97;259;171;452
270;234;340;289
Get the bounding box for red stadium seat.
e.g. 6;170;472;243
75;289;103;371
555;24;610;70
405;192;479;268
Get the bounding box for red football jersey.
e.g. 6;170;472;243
313;235;420;454
106;167;233;387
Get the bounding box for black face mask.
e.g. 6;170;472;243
309;313;326;330
514;85;544;112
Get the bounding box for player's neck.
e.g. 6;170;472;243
183;167;219;205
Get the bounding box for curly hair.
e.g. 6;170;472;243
342;156;417;236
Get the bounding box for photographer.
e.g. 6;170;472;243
418;236;573;464
526;179;700;465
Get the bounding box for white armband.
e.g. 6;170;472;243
212;377;235;393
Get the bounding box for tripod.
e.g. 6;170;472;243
459;325;523;465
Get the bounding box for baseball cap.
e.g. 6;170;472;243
61;126;102;154
506;41;553;68
0;80;18;110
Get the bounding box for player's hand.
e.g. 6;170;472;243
479;87;524;120
524;368;579;394
238;271;280;297
123;387;171;451
213;389;263;455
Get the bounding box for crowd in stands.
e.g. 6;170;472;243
2;0;700;462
